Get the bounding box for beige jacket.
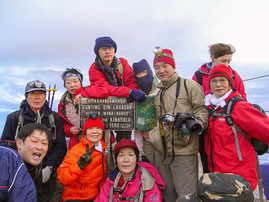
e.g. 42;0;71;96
150;72;208;155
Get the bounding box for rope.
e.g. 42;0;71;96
243;74;269;81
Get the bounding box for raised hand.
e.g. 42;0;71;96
77;143;95;170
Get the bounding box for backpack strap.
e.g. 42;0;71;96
116;58;124;85
194;69;203;85
184;79;189;97
49;113;57;141
226;97;245;161
210;97;244;161
15;110;23;140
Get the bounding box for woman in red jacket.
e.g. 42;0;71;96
57;115;107;201
58;68;109;150
58;68;83;150
204;64;269;190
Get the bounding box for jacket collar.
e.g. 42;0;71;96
80;136;107;151
22;101;51;121
157;72;179;89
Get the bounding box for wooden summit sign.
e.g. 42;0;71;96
79;97;135;131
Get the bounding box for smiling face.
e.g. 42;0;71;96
98;47;115;66
16;129;49;166
154;62;175;82
65;75;82;96
210;76;232;98
27;91;46;113
116;147;137;180
85;127;103;146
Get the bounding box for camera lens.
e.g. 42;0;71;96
185;119;202;134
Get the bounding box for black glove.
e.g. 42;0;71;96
77;144;95;170
129;89;146;103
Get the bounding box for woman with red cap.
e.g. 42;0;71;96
95;139;165;202
204;64;269;191
57;115;107;202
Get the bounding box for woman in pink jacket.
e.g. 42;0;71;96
95;139;165;202
204;64;269;190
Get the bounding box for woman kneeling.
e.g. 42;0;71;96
95;139;165;202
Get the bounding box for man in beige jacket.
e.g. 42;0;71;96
150;48;208;201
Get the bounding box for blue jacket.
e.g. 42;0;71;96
0;145;37;202
1;101;67;169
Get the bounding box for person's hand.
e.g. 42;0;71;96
129;89;146;103
77;144;95;170
42;166;53;183
70;126;81;136
74;94;82;105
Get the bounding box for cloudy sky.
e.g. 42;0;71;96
1;0;269;134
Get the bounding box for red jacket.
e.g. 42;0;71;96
192;63;247;100
57;136;107;201
205;90;269;190
75;85;109;99
58;95;77;150
89;57;138;98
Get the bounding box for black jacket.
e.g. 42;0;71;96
1;101;67;169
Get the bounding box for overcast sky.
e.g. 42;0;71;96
1;0;269;134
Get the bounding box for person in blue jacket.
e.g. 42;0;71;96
0;145;37;201
1;80;67;202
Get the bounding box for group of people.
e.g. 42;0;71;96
1;36;269;202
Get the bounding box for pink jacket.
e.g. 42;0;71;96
192;63;247;100
95;162;165;202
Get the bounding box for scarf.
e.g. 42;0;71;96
95;57;122;87
204;89;232;109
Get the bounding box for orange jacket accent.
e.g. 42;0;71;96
57;136;107;201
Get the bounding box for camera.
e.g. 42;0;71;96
159;114;175;123
174;113;202;135
160;113;202;135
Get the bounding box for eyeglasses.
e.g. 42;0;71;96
99;47;114;52
210;78;229;86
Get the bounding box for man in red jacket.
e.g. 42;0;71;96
89;36;146;141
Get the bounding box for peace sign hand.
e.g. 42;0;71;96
77;144;95;170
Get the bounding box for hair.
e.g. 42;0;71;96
61;68;83;87
209;43;235;59
115;147;139;165
17;123;51;143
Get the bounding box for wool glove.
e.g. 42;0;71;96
77;144;95;170
42;166;52;183
129;89;146;103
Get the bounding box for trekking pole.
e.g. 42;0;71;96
50;84;57;109
47;85;51;107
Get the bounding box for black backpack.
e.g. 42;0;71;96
210;96;268;156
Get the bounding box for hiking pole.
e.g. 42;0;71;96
50;84;57;109
47;85;51;107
